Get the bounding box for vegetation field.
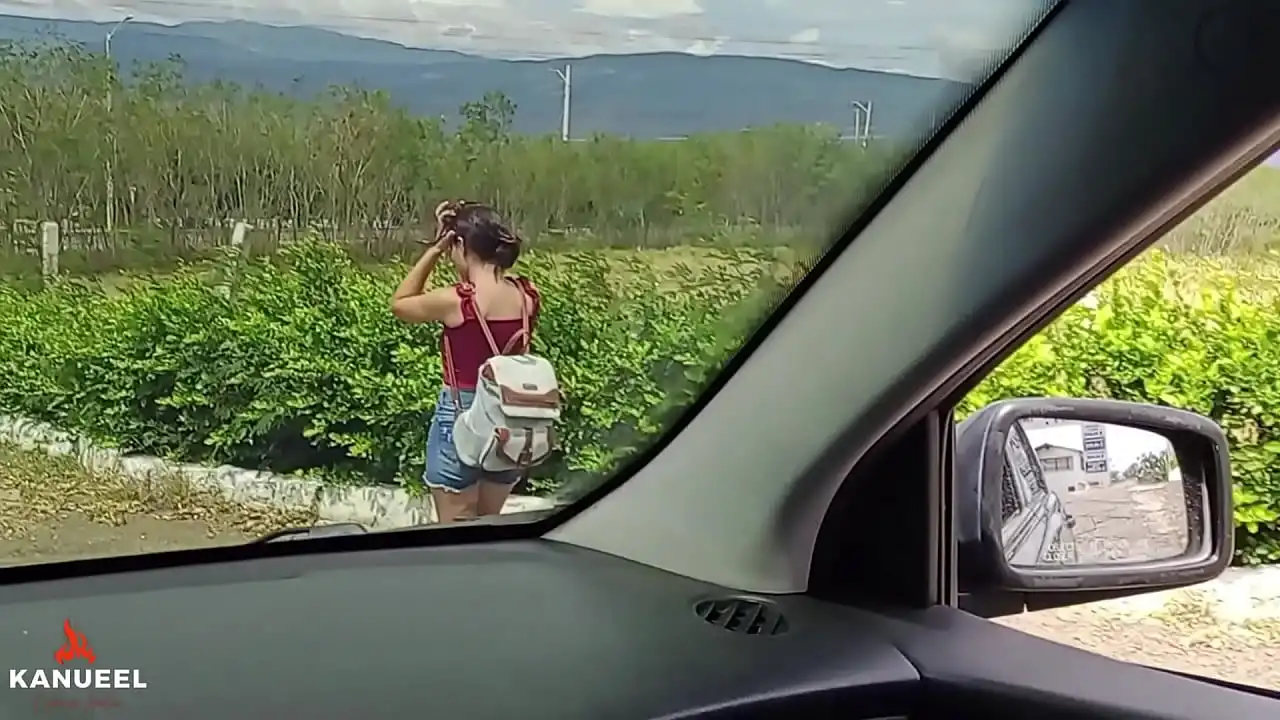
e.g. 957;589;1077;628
4;36;1280;565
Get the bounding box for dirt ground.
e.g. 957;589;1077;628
1;444;1276;692
0;443;312;565
999;601;1280;690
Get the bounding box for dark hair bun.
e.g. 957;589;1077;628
449;201;523;270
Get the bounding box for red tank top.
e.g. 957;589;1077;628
442;278;541;391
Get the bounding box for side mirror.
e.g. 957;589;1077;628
955;398;1233;615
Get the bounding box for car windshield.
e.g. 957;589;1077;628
0;0;1048;561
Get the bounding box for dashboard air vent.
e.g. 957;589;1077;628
694;597;789;636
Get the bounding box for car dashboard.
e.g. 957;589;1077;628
0;541;1270;719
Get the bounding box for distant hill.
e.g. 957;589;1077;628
0;14;966;139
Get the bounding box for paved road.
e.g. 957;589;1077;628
1060;480;1189;564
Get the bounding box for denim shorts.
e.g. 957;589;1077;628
424;388;522;492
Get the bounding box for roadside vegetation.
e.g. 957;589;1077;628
1;38;1279;563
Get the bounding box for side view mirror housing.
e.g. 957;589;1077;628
955;397;1233;616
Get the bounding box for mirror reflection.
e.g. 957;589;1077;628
1001;417;1193;568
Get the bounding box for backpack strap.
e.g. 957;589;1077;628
499;277;537;355
442;335;461;408
455;282;502;356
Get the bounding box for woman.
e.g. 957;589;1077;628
390;200;541;523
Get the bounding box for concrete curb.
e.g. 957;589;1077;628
0;416;555;529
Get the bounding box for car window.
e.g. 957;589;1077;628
1000;465;1022;522
1008;427;1048;499
962;159;1280;691
0;1;1048;562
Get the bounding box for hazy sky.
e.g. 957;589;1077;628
0;0;1047;77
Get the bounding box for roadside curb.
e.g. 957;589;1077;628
0;416;556;529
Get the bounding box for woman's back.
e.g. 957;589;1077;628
442;277;540;390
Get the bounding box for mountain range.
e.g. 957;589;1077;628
0;14;967;139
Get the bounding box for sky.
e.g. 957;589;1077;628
0;0;1047;77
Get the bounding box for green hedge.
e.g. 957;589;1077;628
0;242;1276;563
0;240;784;499
960;251;1280;565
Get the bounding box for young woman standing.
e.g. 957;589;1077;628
390;201;541;523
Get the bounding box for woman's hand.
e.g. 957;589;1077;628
434;200;455;222
431;229;457;255
427;200;458;255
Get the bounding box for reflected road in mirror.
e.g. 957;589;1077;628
1002;417;1194;569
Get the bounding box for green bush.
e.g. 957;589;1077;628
0;239;769;496
961;250;1280;565
0;241;1276;564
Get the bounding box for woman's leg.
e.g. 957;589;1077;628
424;389;481;523
431;486;479;523
476;477;519;516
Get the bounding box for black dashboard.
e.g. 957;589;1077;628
0;541;1272;719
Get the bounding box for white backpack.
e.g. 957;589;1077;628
445;279;561;473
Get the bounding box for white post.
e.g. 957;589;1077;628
216;221;253;300
552;64;572;141
230;221;250;248
561;64;572;142
863;101;874;147
40;221;60;284
103;15;133;240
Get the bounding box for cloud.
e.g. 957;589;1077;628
932;26;1000;78
577;0;701;20
685;34;726;56
787;28;819;44
439;23;476;38
0;0;1047;76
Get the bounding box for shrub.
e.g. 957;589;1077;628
0;242;1277;564
961;250;1280;565
0;239;766;497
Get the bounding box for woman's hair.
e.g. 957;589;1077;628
441;200;522;270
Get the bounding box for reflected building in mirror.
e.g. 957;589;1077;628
1021;418;1111;495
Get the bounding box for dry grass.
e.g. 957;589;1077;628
1163;166;1280;256
1149;591;1280;649
1148;251;1280;305
0;442;316;541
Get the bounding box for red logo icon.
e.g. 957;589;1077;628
53;619;95;665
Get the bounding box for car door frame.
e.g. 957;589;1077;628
1000;421;1061;566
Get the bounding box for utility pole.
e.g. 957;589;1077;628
551;64;571;141
104;14;134;239
851;100;874;147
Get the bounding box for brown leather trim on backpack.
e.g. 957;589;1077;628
496;428;537;467
499;386;561;409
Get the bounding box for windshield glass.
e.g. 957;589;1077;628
0;0;1048;560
